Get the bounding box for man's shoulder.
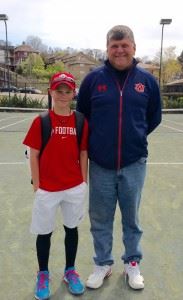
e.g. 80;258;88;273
90;65;105;74
134;66;160;98
83;65;105;81
135;65;157;81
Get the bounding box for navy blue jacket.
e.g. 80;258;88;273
77;59;162;170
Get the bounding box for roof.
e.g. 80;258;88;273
48;51;98;66
138;62;159;70
14;44;39;53
165;79;183;86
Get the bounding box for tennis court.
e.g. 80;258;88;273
0;110;182;300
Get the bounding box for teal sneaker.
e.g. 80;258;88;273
35;271;50;300
63;267;85;295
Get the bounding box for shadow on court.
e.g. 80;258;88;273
0;111;183;300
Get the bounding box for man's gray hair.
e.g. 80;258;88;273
106;25;135;45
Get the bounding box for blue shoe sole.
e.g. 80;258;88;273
35;294;50;300
63;279;85;295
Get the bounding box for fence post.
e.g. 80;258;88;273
48;90;52;109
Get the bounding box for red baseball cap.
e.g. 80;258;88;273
50;72;76;90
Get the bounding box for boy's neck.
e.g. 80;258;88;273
53;107;71;116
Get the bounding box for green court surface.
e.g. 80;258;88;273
0;111;183;300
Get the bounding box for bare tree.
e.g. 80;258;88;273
25;35;48;52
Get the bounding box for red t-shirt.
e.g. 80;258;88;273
23;110;88;191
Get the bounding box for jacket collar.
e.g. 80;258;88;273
104;58;137;73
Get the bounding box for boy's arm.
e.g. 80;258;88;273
30;148;40;192
80;150;88;183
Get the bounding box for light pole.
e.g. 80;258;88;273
159;18;172;89
0;14;10;99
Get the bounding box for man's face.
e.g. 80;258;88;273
107;38;136;70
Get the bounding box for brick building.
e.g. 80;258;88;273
14;42;39;65
47;51;100;82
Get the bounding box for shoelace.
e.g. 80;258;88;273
37;273;49;289
94;266;109;277
127;263;140;277
65;270;79;284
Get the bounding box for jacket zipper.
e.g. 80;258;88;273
117;87;122;170
116;71;131;170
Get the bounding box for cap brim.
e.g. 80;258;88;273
51;81;74;90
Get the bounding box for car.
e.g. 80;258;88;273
19;87;42;94
0;85;19;93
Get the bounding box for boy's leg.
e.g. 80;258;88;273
36;232;52;271
61;182;87;228
63;226;85;295
35;233;52;299
30;189;60;235
30;188;60;300
61;184;87;295
63;226;78;270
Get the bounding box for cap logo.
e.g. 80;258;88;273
52;74;75;84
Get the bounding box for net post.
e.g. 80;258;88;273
48;90;52;109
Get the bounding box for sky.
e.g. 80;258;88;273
0;0;182;59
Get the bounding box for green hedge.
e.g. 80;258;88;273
163;96;183;109
0;94;77;109
2;94;182;110
0;94;47;108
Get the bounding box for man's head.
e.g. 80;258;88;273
106;25;136;70
106;25;135;45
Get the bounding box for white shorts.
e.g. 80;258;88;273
30;182;87;234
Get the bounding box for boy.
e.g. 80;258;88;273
23;71;88;299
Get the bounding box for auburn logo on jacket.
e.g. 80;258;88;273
134;83;145;93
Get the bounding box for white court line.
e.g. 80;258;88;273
0;161;183;166
160;124;183;133
162;118;183;126
0;162;26;165
0;117;31;130
147;162;183;165
0;116;22;122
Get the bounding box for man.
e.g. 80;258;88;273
77;25;161;290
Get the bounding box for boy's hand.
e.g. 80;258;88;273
33;183;39;192
30;148;40;192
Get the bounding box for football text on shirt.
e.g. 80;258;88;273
52;127;77;135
